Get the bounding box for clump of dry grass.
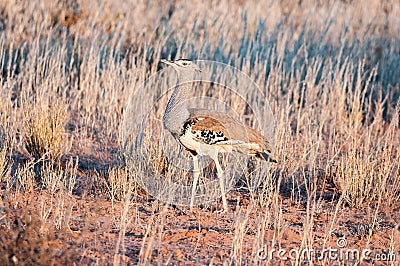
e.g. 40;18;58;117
40;162;66;195
107;166;137;202
15;160;36;194
333;139;397;207
332;98;400;207
24;101;69;162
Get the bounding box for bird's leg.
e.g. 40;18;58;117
190;155;200;211
214;154;228;212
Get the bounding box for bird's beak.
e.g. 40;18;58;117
161;59;174;66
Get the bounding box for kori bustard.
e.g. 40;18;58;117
161;59;276;212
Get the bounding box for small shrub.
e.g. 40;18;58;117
107;166;137;201
24;101;69;162
0;200;78;266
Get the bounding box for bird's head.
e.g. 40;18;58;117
161;59;201;81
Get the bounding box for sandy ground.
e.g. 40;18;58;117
2;164;398;265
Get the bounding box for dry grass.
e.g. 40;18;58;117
0;195;79;265
24;101;69;162
0;0;399;264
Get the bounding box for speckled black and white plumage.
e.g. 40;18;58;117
176;108;277;163
181;118;228;145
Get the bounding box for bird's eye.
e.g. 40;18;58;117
181;62;188;66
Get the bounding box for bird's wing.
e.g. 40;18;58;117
186;108;276;162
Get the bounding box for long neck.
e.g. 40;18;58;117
163;82;192;134
166;82;192;111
